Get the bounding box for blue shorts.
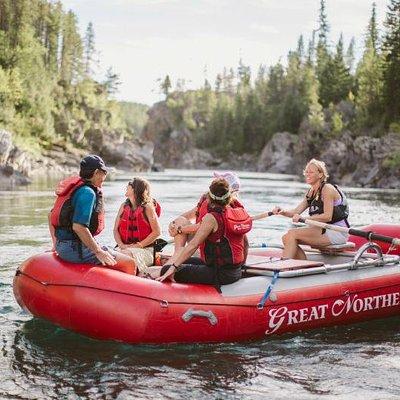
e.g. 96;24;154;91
55;239;116;265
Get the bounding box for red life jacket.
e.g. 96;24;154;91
199;205;252;267
118;199;161;244
195;193;244;223
50;175;105;236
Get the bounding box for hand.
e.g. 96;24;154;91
96;249;117;266
292;213;301;223
272;206;282;215
169;222;178;237
156;265;176;282
168;220;176;237
118;243;128;250
130;243;143;249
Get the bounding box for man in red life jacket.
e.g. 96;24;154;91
48;155;135;274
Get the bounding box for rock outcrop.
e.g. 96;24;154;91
0;127;155;188
257;129;400;188
142;103;217;169
257;132;298;173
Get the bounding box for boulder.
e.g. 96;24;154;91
257;132;298;173
100;138;154;172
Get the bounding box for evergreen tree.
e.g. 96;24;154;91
356;2;384;127
214;73;222;92
104;66;121;95
382;0;400;123
329;34;353;104
237;59;251;87
60;10;82;84
345;37;355;72
368;2;379;52
46;1;62;74
83;21;96;76
160;74;171;98
316;0;333;107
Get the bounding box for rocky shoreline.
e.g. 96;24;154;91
1;119;400;189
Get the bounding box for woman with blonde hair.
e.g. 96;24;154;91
113;177;161;275
273;159;350;260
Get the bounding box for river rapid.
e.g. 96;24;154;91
1;169;400;400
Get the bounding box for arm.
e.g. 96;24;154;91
136;203;161;248
48;211;56;250
274;198;309;218
168;205;198;236
72;223;116;266
113;204;126;249
157;213;216;282
174;214;216;265
72;186;115;266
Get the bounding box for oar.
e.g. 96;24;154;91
297;217;400;246
152;211;275;252
251;211;273;221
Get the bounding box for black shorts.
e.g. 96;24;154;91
161;257;242;286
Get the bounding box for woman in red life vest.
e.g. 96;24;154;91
273;159;350;260
167;171;244;265
113;177;161;276
156;178;252;286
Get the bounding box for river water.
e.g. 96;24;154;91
1;169;400;399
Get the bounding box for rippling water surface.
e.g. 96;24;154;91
1;169;400;399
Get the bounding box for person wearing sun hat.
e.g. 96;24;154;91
212;171;241;193
165;171;245;266
156;177;252;285
48;155;136;274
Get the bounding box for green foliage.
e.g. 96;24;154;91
382;151;400;168
0;0;131;157
389;122;400;133
119;101;149;136
153;0;400;156
382;0;400;124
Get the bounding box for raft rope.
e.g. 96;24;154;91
257;270;279;309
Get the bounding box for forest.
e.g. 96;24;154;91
158;0;400;162
0;0;147;155
0;0;399;167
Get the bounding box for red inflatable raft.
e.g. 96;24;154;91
13;225;400;344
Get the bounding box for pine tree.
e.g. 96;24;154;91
104;66;121;95
368;2;379;52
60;10;83;85
237;59;251;87
46;1;62;74
83;21;95;76
215;73;222;93
382;0;400;123
316;0;333;107
329;34;353;104
345;37;355;72
160;74;171;98
356;2;384;127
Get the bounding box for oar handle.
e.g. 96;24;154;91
298;217;400;246
348;228;400;246
251;211;274;221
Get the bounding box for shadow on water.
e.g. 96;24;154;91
9;315;400;399
10;318;262;399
